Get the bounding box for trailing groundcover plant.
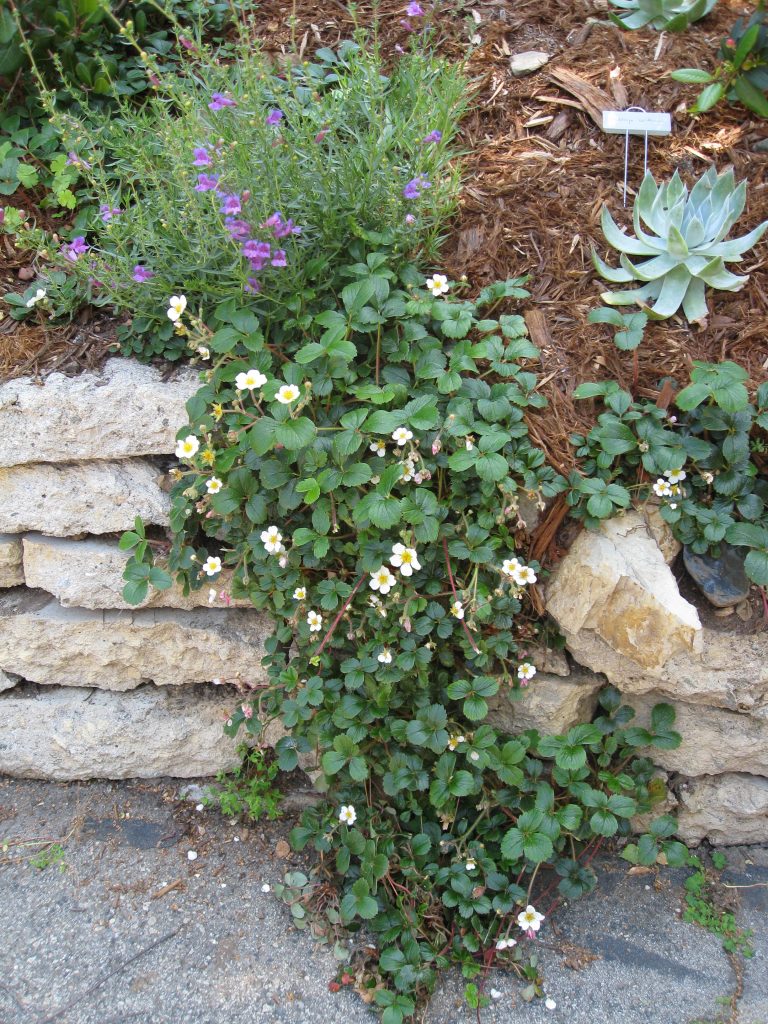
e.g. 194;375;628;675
44;18;687;1021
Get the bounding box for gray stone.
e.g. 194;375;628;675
0;683;245;779
626;694;768;777
0;669;16;692
0;358;199;467
561;625;768;713
0;533;23;586
487;668;604;735
510;50;550;76
546;511;701;674
683;543;751;608
676;773;768;846
0;589;270;690
0;460;170;536
21;533;251;610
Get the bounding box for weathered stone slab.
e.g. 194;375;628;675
0;683;244;780
676;774;768;846
627;694;768;777
546;511;701;674
0;590;270;690
22;534;250;610
565;627;768;714
0;358;199;467
0;534;23;587
0;461;170;536
487;668;604;735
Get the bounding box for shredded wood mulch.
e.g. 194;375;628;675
2;0;766;478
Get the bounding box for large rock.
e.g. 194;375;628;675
0;683;245;780
627;694;768;777
0;358;199;467
22;534;250;610
546;511;701;674
676;774;768;846
0;461;170;536
0;534;23;587
0;589;270;690
487;668;604;735
569;627;768;714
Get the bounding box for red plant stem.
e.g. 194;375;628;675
312;573;366;657
441;536;480;654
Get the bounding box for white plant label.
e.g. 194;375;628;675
602;110;672;136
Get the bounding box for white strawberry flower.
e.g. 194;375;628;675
175;434;200;460
517;905;545;933
447;734;466;751
370;440;386;457
25;287;47;308
465;436;475;451
512;564;537;586
370;565;397;595
206;477;223;494
665;466;687;484
653;478;673;498
450;600;464;620
496;937;517;951
261;525;283;553
390;543;421;576
391;427;413;445
202;556;222;576
307;609;323;631
377;648;393;664
339;804;357;825
517;662;536;681
235;368;268;391
275;383;300;404
400;461;416;483
465;858;477;871
293;586;306;600
425;273;449;296
502;557;521;576
197;346;210;360
167;294;187;321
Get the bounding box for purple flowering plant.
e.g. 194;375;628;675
37;30;466;359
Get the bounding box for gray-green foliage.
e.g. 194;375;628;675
609;0;717;32
593;167;768;322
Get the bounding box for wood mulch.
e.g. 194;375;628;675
2;0;766;473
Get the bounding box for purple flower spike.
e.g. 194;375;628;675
219;193;242;216
193;147;211;167
225;217;251;240
208;92;236;111
242;239;271;262
406;1;424;15
245;277;261;294
422;130;442;144
99;204;121;223
64;236;89;262
403;174;431;200
195;173;220;192
271;249;287;267
266;108;284;126
133;265;154;283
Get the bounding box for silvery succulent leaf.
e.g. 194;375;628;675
609;0;717;31
594;167;768;322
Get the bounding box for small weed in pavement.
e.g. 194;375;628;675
683;853;754;958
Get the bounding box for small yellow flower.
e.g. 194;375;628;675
211;403;224;422
201;448;216;466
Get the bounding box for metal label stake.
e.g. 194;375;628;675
602;107;672;206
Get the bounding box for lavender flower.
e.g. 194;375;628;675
66;152;92;170
403;174;431;200
406;1;424;15
245;277;261;294
271;249;287;267
208;92;236;111
219;193;242;216
405;213;416;225
266;109;284;126
195;173;220;192
224;218;251;241
99;204;121;223
132;265;154;283
192;147;211;167
63;236;89;262
422;130;442;144
261;211;301;238
242;239;271;266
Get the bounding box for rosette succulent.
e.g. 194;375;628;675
609;0;717;32
593;167;768;322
